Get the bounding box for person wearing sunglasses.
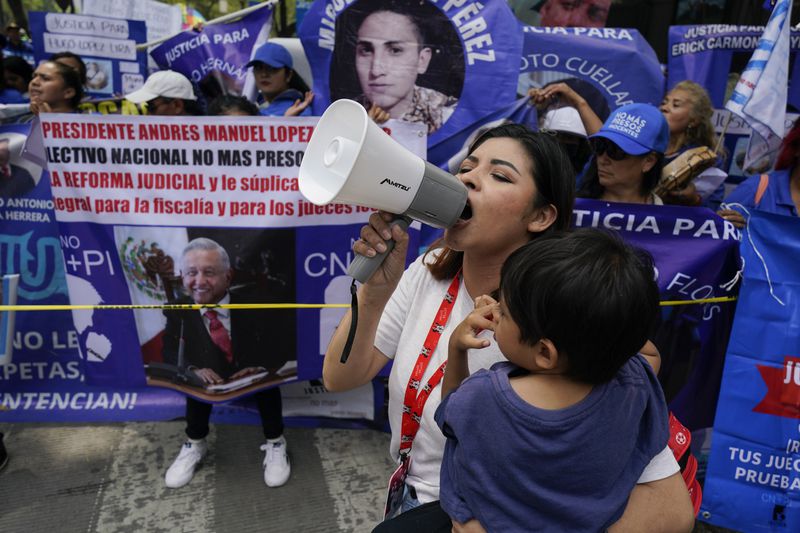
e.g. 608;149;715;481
577;103;670;205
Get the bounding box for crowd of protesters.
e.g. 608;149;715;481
0;4;798;533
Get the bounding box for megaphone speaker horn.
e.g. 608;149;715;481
299;99;467;282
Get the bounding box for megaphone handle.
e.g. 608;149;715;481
347;217;410;283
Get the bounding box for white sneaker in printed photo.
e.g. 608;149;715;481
165;438;207;488
260;435;290;488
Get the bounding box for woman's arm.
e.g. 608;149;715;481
322;212;409;392
528;82;603;135
609;472;695;533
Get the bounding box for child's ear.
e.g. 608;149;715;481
533;338;559;370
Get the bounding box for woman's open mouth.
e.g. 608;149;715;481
457;201;473;223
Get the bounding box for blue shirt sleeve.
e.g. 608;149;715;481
723;173;760;210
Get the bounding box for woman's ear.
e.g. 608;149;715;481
527;204;558;234
533;338;559;370
641;152;658;173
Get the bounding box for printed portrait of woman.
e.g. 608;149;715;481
330;0;465;135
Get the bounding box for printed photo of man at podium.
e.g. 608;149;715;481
159;237;293;489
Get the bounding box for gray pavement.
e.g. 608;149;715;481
0;422;394;533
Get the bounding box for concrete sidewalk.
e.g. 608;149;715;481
0;422;393;533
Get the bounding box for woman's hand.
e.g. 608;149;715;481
29;100;52;116
662;182;701;206
353;211;409;296
717;208;746;228
451;519;487;533
528;82;583;109
368;103;390;124
285;91;314;117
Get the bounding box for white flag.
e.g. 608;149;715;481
725;0;792;171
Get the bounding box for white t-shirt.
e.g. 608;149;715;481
374;252;679;504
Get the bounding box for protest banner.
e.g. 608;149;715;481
149;6;273;101
81;0;183;47
0;123;184;422
34;113;425;403
518;25;664;117
701;211;800;531
573;199;741;430
298;0;523;146
667;24;800;110
29;11;149;100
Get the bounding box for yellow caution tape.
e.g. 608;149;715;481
0;296;737;312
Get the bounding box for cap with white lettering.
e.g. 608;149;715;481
590;103;669;155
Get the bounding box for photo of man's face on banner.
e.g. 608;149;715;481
329;0;465;135
117;226;297;401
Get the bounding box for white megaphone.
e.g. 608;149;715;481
299;99;467;282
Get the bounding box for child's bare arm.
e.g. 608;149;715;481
442;296;497;397
639;340;661;375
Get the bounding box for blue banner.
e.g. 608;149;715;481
298;0;523;145
150;6;273;98
29;11;148;100
668;25;800;110
519;26;664;117
701;210;800;531
573;199;741;429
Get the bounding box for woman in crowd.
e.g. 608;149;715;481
660;81;725;208
323;124;694;530
0;57;26;104
577;103;670;205
719;118;800;227
245;42;313;117
28;60;84;115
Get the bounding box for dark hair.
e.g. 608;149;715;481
3;55;33;89
500;228;659;385
577;153;665;199
426;123;576;281
207;94;260;116
49;52;87;86
37;60;84;110
776;117;800;170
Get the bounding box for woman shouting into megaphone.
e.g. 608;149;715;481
322;124;695;532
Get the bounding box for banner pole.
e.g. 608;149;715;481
136;0;278;51
714;109;733;155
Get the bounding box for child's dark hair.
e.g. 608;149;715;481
499;228;659;384
207;94;260;116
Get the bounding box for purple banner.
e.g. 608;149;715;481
667;25;800;110
573;199;741;429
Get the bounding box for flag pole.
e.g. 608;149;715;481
714;110;732;155
136;0;278;51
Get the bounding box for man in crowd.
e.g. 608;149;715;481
162;238;290;488
3;22;34;66
125;70;203;116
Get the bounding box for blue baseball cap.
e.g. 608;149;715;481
590;103;669;155
246;42;293;69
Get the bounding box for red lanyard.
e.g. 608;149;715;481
399;273;461;455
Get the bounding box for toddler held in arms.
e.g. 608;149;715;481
437;228;671;532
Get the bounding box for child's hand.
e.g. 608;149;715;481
450;295;497;355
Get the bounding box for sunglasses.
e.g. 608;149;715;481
590;138;630;161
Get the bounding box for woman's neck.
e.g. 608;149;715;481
666;132;687;156
49;103;74;113
461;251;507;298
601;186;649;204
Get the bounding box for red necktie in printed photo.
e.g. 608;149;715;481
205;309;233;363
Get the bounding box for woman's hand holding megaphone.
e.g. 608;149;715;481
353;211;410;295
